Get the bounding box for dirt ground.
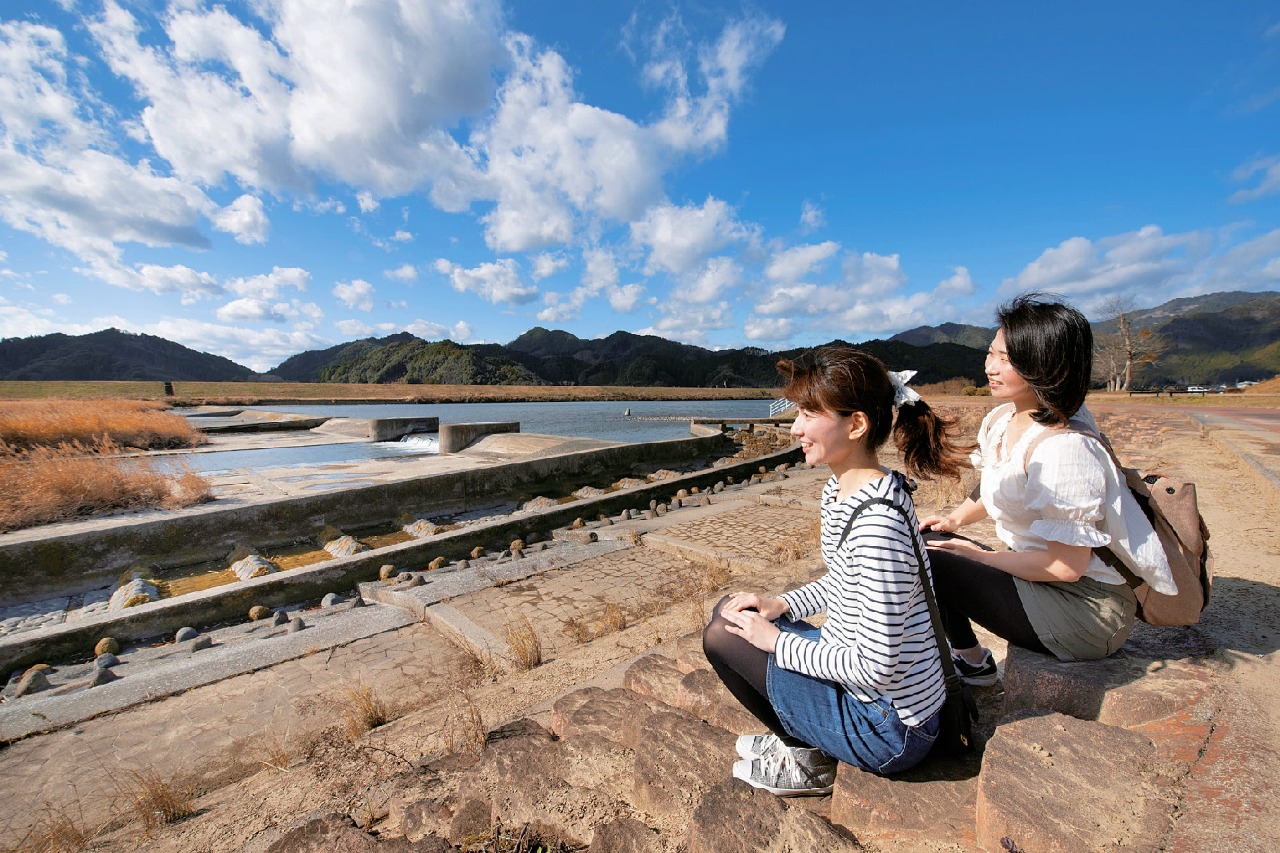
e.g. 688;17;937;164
9;402;1280;852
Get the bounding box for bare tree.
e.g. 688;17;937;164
1095;296;1167;391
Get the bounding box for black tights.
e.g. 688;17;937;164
702;595;806;743
924;541;1050;656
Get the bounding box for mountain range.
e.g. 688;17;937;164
1;291;1276;387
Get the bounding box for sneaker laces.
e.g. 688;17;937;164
758;745;822;786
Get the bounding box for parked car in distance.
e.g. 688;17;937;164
1187;385;1209;393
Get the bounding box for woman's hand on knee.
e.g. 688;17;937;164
722;592;788;621
721;608;782;653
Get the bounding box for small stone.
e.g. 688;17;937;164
456;559;470;570
691;486;701;494
191;635;213;651
655;504;667;516
470;546;486;559
571;518;585;529
670;498;683;509
533;541;548;552
94;637;120;656
321;593;341;607
511;548;524;560
288;617;306;633
644;510;656;520
758;465;767;474
272;610;289;626
428;557;447;571
676;489;689;499
249;605;272;621
649;500;658;510
405;574;426;588
88;667;118;687
396;572;413;583
619;508;633;520
378;564;397;581
174;627;198;643
14;669;51;697
95;652;119;669
713;482;725;493
509;539;525;552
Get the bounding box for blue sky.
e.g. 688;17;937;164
1;1;1278;372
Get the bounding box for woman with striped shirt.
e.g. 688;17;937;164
703;346;967;796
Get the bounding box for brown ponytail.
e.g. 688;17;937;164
892;400;968;481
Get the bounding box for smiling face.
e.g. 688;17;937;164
790;405;858;469
985;328;1038;408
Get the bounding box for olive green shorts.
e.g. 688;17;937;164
1014;575;1137;661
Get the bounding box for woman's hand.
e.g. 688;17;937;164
919;514;960;534
720;592;789;621
720;607;783;653
925;536;989;556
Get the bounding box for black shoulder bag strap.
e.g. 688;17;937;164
834;496;978;751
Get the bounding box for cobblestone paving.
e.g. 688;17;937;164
655;502;819;564
454;547;707;659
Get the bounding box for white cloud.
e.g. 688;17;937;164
226;266;310;299
744;315;795;341
937;266;975;296
765;241;839;285
530;252;568;280
632;196;751;276
333;278;375;311
1230;154;1280;203
842;251;908;297
211;194;270;244
52;292;71;305
404;319;472;341
1000;226;1210;301
391;230;413;242
686;256;742;303
336;318;373;336
356;191;379;213
799;200;825;233
639;300;732;346
434;257;538;304
143;316;331;373
216;297;278;322
384;264;418;282
608;282;645;312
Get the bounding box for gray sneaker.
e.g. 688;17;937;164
732;746;837;797
735;732;783;760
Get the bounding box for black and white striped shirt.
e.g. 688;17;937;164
775;471;946;727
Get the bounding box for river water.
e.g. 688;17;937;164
178;398;778;473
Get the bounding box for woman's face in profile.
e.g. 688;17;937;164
984;329;1034;406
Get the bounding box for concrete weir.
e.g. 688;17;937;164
0;415;797;674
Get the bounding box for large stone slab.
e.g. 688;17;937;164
830;757;980;850
677;667;761;734
632;709;737;820
1002;623;1218;729
976;712;1174;853
687;779;860;853
623;653;686;708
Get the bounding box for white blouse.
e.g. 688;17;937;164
975;403;1176;593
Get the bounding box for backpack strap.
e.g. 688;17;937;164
834;497;969;704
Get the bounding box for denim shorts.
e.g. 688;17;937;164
766;617;940;774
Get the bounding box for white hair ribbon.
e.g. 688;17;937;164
888;369;922;409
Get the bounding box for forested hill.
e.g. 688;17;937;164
2;290;1275;386
270;329;988;388
0;328;253;382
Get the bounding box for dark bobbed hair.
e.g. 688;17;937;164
996;293;1093;425
776;346;966;480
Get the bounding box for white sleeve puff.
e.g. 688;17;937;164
1024;433;1112;548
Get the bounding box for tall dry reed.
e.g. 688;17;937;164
0;439;211;532
0;400;205;451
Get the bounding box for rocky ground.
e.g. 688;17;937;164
4;404;1278;852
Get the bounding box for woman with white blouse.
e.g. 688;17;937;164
920;294;1175;683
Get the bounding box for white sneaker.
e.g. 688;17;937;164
735;732;783;760
732;745;836;797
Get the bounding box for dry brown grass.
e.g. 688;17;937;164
0;399;205;450
504;613;543;671
440;692;487;757
336;684;391;741
0;440;211;532
122;769;196;831
5;802;91;853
